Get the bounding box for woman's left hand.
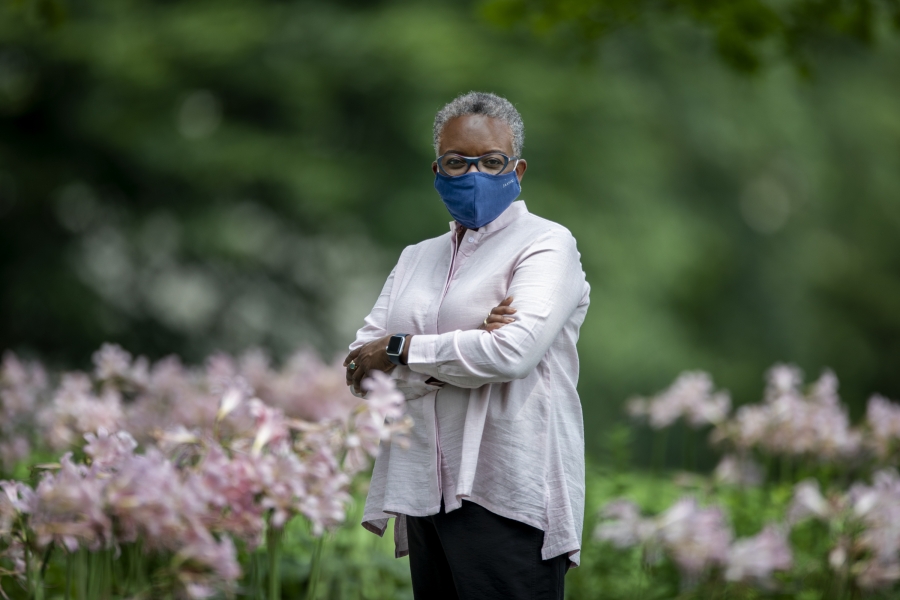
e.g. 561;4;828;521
343;334;395;394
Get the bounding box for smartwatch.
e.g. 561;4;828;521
386;334;410;366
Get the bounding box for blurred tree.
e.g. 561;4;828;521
1;0;899;464
481;0;900;73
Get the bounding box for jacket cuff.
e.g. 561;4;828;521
406;334;438;373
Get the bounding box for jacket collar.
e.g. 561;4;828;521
449;200;528;235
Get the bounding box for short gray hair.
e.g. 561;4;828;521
433;91;524;157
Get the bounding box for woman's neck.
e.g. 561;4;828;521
455;224;467;246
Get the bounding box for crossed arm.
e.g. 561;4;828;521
343;297;517;395
343;229;585;395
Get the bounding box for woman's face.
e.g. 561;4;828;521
433;115;527;182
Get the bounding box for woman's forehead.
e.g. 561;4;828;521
439;115;514;155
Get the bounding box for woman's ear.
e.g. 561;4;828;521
432;161;438;175
515;159;527;182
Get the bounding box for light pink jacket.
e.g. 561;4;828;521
352;201;590;565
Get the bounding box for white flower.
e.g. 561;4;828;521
714;455;764;487
787;479;832;523
594;500;655;548
657;497;732;579
216;386;244;421
725;525;792;584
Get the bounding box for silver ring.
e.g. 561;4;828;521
483;315;490;328
348;361;357;371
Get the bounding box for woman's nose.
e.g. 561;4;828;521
466;163;479;174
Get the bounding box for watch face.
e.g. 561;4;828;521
386;335;405;355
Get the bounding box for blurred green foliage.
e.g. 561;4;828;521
2;0;900;464
481;0;900;74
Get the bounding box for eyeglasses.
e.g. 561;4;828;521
436;152;519;177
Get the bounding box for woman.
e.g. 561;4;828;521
344;91;590;600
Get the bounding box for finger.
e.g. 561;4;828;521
490;306;517;316
346;364;359;386
343;347;361;367
498;296;514;307
352;357;374;386
488;312;516;323
485;323;505;332
352;366;366;390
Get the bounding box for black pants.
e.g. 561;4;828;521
406;500;567;600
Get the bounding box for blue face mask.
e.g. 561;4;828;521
434;170;521;230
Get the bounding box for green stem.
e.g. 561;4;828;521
257;550;266;600
76;550;87;600
305;535;325;600
267;525;283;600
123;544;132;595
88;551;100;600
33;543;52;600
107;547;114;599
136;539;146;592
65;551;72;600
23;535;32;598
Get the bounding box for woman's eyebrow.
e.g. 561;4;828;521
442;148;507;156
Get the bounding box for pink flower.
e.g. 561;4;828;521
361;371;406;420
173;530;241;598
249;399;289;456
856;559;900;590
765;364;803;400
809;369;840;406
245;350;361;422
294;444;351;535
38;373;124;451
713;455;764;487
216;386;246;421
176;533;241;583
340;371;413;473
1;353;47;470
786;479;834;524
83;428;138;468
1;480;34;537
725;367;861;461
627;372;731;430
156;426;202;455
866;395;900;460
0;535;26;578
0;480;34;514
657;497;732;580
30;453;110;551
725;525;792;584
105;450;206;550
625;396;648;419
92;343;149;391
594;500;655;548
853;470;900;571
184;445;266;547
0;351;47;420
123;356;216;444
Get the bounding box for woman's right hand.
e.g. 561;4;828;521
478;296;517;332
424;297;515;387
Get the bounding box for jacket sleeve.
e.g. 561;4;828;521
405;229;587;388
348;251;441;401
